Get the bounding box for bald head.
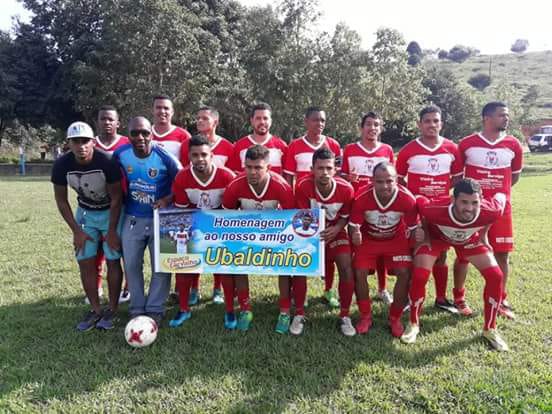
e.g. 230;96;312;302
373;160;397;200
128;116;153;157
128;116;151;131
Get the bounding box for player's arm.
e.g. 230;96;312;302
322;217;347;242
105;181;123;252
153;193;173;209
512;172;521;186
53;184;92;255
479;224;492;250
348;197;363;246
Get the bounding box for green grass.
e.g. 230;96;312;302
1;174;552;413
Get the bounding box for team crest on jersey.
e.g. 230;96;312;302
127;165;133;174
197;192;212;208
255;202;264;210
426;158;440;173
453;230;467;241
148;168;159;178
377;214;389;226
485;151;499;167
364;159;375;173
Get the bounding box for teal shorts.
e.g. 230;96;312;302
75;207;123;261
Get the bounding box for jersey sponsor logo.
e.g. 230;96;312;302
148;167;159;178
127;165;133;174
392;255;412;262
131;190;155;205
485;151;499;167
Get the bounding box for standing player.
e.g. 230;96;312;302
173;225;190;254
151;95;192;160
454;102;523;319
342;111;395;305
402;179;509;351
51;122;124;331
294;148;356;336
114;116;181;327
227;102;288;176
349;162;418;337
396;105;463;313
222;145;295;331
169;135;236;327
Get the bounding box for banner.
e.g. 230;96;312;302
154;208;325;276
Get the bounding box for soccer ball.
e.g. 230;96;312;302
124;316;158;348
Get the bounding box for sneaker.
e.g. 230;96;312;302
146;312;164;328
275;313;291;334
339;316;356;337
389;317;404;338
237;310;253;331
119;289;131;303
76;310;101;332
377;289;393;305
435;298;459;314
323;290;340;309
189;288;200;306
96;308;117;330
455;300;474;317
502;299;514;310
212;288;224;305
84;287;103;305
483;329;509;351
497;304;516;320
355;315;372;335
289;315;306;336
169;310;191;328
400;323;420;344
224;312;237;330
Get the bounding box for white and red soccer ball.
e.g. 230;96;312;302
124;316;158;348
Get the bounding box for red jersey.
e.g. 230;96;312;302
283;135;342;181
95;135;130;153
341;142;395;194
152;125;191;160
172;165;235;209
459;133;523;207
418;194;505;246
227;135;288;175
179;136;234;168
396;137;463;199
350;185;418;240
295;175;354;226
222;172;294;210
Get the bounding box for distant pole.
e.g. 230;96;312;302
488;55;492;81
18;145;26;176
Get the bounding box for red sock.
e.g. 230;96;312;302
481;266;503;330
175;275;193;312
192;274;200;290
409;267;431;325
237;288;251;312
453;287;465;304
292;277;307;316
325;261;335;292
279;297;291;314
338;278;354;317
221;276;235;313
213;274;222;290
389;302;404;320
376;258;387;291
357;298;372;318
432;264;448;301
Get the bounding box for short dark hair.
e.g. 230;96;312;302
360;111;382;128
373;160;396;176
419;105;442;121
312;148;335;166
153;95;172;104
305;106;324;118
97;105;118;118
453;178;482;198
198;106;219;120
245;144;270;161
482;101;507;118
188;134;210;149
250;102;272;118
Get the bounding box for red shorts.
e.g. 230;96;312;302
488;210;513;253
326;229;351;263
416;239;490;262
353;236;412;271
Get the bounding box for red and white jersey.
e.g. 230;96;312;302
95;135;129;153
152;125;191;160
295;175;354;226
227;134;288;175
418;194;505;246
222;172;294;210
174;231;189;243
350;185;418;240
283;135;342;181
172;165;235;209
396;137;463;199
341;141;395;194
179;136;234;168
459;133;523;205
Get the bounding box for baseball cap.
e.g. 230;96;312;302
66;122;94;139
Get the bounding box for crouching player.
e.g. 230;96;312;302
402;178;509;351
294;148;356;336
349;161;418;336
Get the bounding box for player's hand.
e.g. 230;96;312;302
351;231;362;246
106;229;121;252
414;225;425;243
320;225;340;242
73;229;93;256
348;172;359;183
153;198;170;209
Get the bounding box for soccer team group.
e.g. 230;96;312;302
51;96;523;351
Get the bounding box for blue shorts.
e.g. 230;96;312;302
75;207;123;261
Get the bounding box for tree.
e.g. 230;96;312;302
437;49;448;60
511;39;529;53
406;41;422;56
468;73;492;91
447;45;473;63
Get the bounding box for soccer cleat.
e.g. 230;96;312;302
76;310;101;332
188;288;200;306
237;311;253;331
389;317;404;338
275;313;291;334
483;329;509;351
96;308;117;330
497;304;516;320
289;315;306;336
455;300;474;317
212;288;224;305
323;290;340;309
339;316;356;337
224;312;237;330
84;287;103;305
119;289;131;303
355;315;373;335
146;312;164;328
435;298;459;314
400;323;420;344
377;289;393;306
169;310;191;328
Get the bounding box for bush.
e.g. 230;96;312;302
437;50;448;59
468;73;491;91
511;39;529;53
448;45;472;63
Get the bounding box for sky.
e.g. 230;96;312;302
1;0;550;54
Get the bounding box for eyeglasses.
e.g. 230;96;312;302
130;129;151;138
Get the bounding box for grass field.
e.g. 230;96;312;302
1;165;552;413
